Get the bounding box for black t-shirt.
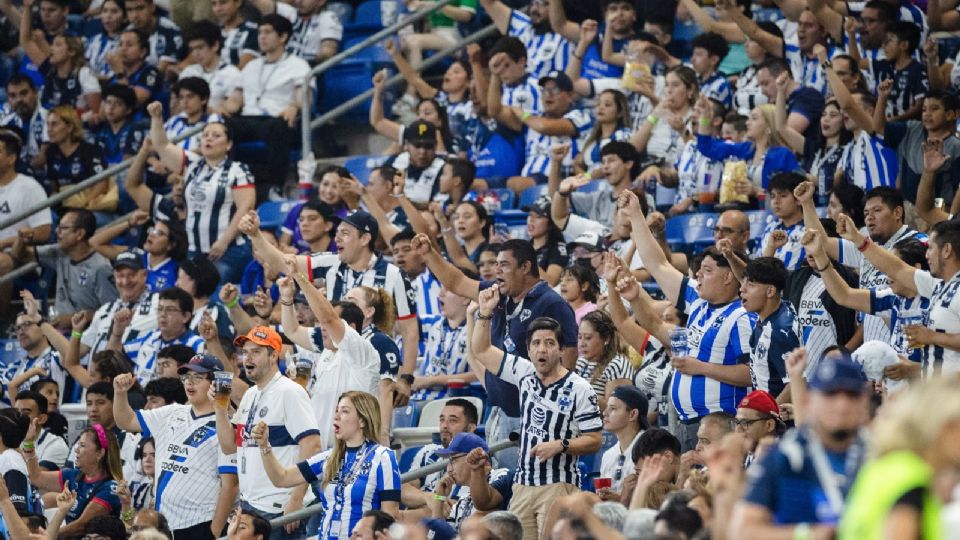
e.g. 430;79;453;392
44;140;106;192
536;241;569;270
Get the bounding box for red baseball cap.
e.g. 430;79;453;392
738;390;780;417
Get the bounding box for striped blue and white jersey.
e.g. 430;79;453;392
448;467;512;529
913;270;960;377
522;108;593;177
136;16;182;66
501;74;543;115
846;1;928;43
412;268;443;354
4;346;67;405
673;278;756;421
124;329;204;385
164;114;224;152
837;130;898;191
307;253;417;320
795;275;839;377
507;10;571;79
699;71;732;108
675;138;724;203
755;218;806;271
221;20;260;66
875;60;928;119
749;301;801;396
407;443;443;492
838;225;926;342
0;105;48;163
362;325;401;380
783;40;840;95
136;404;236;530
84;32;119;78
0;449;30;538
297;442;401;539
869;288;929;362
497;353;602;487
580;126;632;170
232;372;320;514
411;319;469;402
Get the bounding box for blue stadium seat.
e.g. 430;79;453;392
340;37;393;68
0;340;19;374
257;200;301;233
392;404;418;429
399;445;424;473
343;155;388;184
323;64;379;120
746;210;773;241
517;185;547;209
664;212;718;253
346;0;383;31
490;188;515;210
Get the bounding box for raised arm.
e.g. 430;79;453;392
19;0;49;66
277;276;315;349
718;0;782;57
794;181;841;260
616;273;673;346
547;0;580;42
220;284;256;336
807;0;844;42
111;374;142;433
774;74;805;154
566;23;595;97
0;477;33;540
239;211;310;276
369;70;403;142
486;55;524;131
801;229;871;313
62;313;94;388
551;172;590;231
21;419;62;493
147;102;187;173
620;190;684;303
290;267;346;344
929;0;960;31
411;233;480;299
924;38;947;91
477;0;512;34
90;211;148;261
915;139;952;226
679;0;745;42
385;40;437;98
471;287;506;374
835;213;918;296
822;48;875;134
125;138;158;213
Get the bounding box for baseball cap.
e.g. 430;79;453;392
568;231;607;252
521;195;551;216
808;357;867;394
435;432;488;456
738;390;780;417
421;519;457;540
611;385;650;430
234;326;283;353
178;353;224;375
340;209;379;243
113;248;145;271
538;70;574;92
405;120;437;146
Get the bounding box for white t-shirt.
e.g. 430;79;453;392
232;372;320;514
276;3;343;63
180;62;241;111
0;174;52;241
81;292;159;363
304;325;381;450
914;270;960;377
237;54;312;116
136;404;237;529
35;429;69;470
600;431;642;492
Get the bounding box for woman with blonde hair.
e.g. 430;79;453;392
44;106;116;211
252;391;400;538
23;422;124;537
839;376;960;540
694;96;800;199
19;0;101;114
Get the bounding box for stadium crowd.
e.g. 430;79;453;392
2;0;960;538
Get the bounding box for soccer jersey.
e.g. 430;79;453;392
93;120;145;165
232;372;320;514
81;292;158;360
581;127;631;170
699;71;732;108
4;346;66;403
0;449;29;540
297;442;400;539
521;108;593;177
497;353;602;486
188;301;235;341
795;274;839;373
574;355;636;400
276;3;343;63
382;153;445;204
875;60;928;119
145;255;177;293
0;107;47;164
0;174;51;241
44;140;106;192
136;404;237;529
35;245;118;314
412;268;443;351
733;64;767;115
838;225;926;342
177;150;254;253
38;63;100;112
136;17;182;65
869;288;929;362
749;302;801;396
361;325;401;381
507;10;570;79
755;218;806;271
448;468;511;529
501;74;542;115
164;113;224;152
784;40;839;95
84;31;120;78
58;468;120;521
303;325;381;450
406;443;443;492
221;21;260;66
124;329;205;385
411;319;469;402
675;139;723;204
35;429;69;470
307;253;417;321
913;270;960;377
673;278;756;421
837;131;898;191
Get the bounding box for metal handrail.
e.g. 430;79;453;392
264;438;519;530
0;0;459;233
298;0;461;156
0;262;39;287
309;24;498;130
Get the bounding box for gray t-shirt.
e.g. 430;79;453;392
35;245;117;314
570;188;618;229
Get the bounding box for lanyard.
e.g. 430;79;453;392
326;442;376;537
244;372;281;443
805;429;863;517
256;55;286;106
433;322;465;367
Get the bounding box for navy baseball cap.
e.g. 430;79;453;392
611;385;650;430
808;357;867;394
340;210;379;242
435;432;488;456
113;248;145;271
539;70;574;92
421;519;456;540
178;353;224;375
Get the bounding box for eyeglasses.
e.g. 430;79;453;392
540;86;565;96
713;226;744;236
147;227;167;237
180;373;210;384
734;417;769;428
157;306;185;315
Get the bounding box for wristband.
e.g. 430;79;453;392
857;237;872;252
71;331;83;339
475;311;494;321
646;115;659;126
225;297;240;309
399;374;415;385
521;111;531;122
21;441;35;451
812;260;830;273
121;509;135;522
279;299;294;306
434;494;447;501
583;171;592;180
820;61;832;70
793;523;810;540
699;117;711;127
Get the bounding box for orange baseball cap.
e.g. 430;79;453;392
234;326;283;353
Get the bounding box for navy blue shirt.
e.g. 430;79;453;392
744;427;865;525
786;86;825;137
748;301;801;397
44;140;106;193
363;325;401;378
92;120;146;165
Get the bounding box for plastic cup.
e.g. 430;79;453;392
295;358;313;388
213;371;232;407
594;477;612;490
669;327;690;358
901;314;925;351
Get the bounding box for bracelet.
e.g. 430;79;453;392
521;111;531;122
279;299;294;306
21;441;35;451
812;260;829;273
71;330;83;339
820;61;832;70
558;190;572;198
260;446;272;455
434;494;447;501
646;115;659;126
857;237;872;252
583;171;592;180
399;374;415;385
225;297;240;309
475;311;494;321
793;523;810;540
121;509;135;522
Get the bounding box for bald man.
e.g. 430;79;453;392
713;210;750;254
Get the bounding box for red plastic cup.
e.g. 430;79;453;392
448;380;465;389
594;477;612;490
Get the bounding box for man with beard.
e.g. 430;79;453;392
2;312;66;406
732;353;869;537
401;399;479;505
479;0;570;79
0;75;46;169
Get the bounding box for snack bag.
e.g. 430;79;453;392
719;160;750;204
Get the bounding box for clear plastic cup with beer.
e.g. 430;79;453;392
213;371;233;407
295;358;313;388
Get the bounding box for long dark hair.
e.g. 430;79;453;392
418;98;455;152
817;99;853;152
562;263;600;303
456;201;491;241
